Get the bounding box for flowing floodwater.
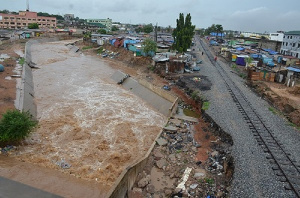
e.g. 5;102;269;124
16;40;166;193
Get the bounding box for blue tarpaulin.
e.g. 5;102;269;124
286;67;300;72
269;51;278;55
210;32;225;37
236;47;245;51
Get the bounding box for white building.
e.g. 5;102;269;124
280;31;300;59
269;32;284;42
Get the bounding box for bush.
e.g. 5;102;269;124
0;110;37;144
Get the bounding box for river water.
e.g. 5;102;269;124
16;40;166;194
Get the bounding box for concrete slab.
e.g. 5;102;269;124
174;115;198;123
111;71;172;116
0;176;62;198
163;125;178;132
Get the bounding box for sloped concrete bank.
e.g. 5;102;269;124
16;38;59;119
107;71;178;198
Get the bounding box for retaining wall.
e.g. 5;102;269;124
107;71;179;198
17;38;59;119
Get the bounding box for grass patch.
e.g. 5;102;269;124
97;47;104;54
183;108;200;118
287;122;300;130
82;46;93;50
202;101;210;110
204;178;215;185
176;150;182;153
268;107;277;115
19;57;25;65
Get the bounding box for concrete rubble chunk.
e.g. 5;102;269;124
211;151;219;158
156;138;168;146
164;189;173;196
138;176;150;188
146;184;155;194
170;118;182;126
190;184;198;189
153;150;164;159
156;159;167;169
128;187;143;198
194;169;206;179
163;125;178;132
168;154;176;162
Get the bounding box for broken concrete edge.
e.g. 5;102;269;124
138;79;177;103
169;97;179;116
106;121;167;198
107;100;179;198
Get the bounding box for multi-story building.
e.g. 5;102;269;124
86;18;112;31
0;11;56;29
280;31;300;59
269;32;284;42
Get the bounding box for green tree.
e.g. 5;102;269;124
28;23;39;29
0;9;9;14
0;110;37;144
143;24;153;33
142;38;157;56
172;13;195;53
135;26;143;33
204;24;216;36
215;24;223;38
111;26;119;31
98;29;107;34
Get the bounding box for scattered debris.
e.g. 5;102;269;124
56;159;71;169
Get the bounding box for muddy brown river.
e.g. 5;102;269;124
5;40;166;197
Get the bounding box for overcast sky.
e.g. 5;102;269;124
1;0;300;33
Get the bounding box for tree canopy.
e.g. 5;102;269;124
111;26;119;31
172;13;195;53
205;24;224;36
28;23;39;29
142;38;157;55
135;24;153;34
98;29;107;34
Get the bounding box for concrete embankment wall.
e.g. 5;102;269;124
17;38;59;119
111;71;177;117
108;71;179;198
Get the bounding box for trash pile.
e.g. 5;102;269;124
99;49;120;59
130;115;232;198
0;145;17;155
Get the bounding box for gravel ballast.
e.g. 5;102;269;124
193;36;299;198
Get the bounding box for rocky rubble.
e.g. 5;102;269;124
130;113;233;198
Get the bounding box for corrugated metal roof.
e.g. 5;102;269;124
284;31;300;35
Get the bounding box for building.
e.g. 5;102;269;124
86;18;112;31
269;32;284;42
280;31;300;59
0;11;56;29
64;14;74;21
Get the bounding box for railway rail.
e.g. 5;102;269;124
198;37;300;197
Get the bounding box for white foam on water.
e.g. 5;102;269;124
18;40;166;186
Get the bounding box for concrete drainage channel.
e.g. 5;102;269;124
108;70;234;198
16;38;60;118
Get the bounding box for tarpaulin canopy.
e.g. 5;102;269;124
236;47;245;51
286;67;300;72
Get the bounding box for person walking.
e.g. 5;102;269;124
202;51;204;55
214;56;217;61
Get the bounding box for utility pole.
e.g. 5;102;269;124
155;23;158;42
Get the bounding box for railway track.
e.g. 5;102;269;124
198;37;300;197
